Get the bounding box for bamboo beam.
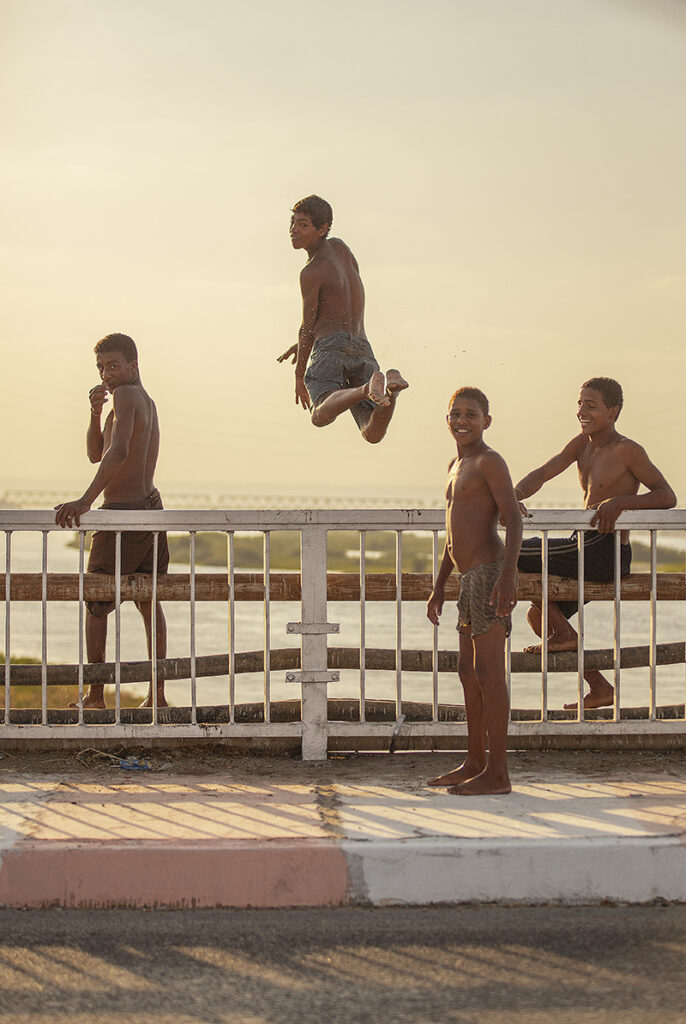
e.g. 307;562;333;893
5;571;685;602
5;641;685;685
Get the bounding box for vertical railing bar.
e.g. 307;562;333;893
577;530;585;723
190;531;197;724
359;531;366;723
227;531;235;723
432;531;439;722
649;530;657;721
4;532;12;725
264;531;271;724
151;532;159;726
541;531;549;722
395;530;402;720
613;528;621;722
41;531;48;726
114;531;121;726
78;532;85;725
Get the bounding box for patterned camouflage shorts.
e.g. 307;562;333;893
457;556;514;638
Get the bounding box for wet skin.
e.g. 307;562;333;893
277;210;407;441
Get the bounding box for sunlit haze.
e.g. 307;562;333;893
2;0;685;505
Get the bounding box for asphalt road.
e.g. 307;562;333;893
0;905;684;1023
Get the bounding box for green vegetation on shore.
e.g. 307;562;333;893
167;531;445;572
166;532;684;573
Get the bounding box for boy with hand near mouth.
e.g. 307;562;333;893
515;376;676;710
427;387;522;795
54;333;170;711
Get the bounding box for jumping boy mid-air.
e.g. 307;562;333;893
278;195;408;443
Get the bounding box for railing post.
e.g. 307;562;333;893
300;525;329;760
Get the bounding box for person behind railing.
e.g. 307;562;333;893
277;195;409;443
54;333;170;710
426;387;522;795
514;376;676;710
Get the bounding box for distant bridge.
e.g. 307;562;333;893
0;489;445;511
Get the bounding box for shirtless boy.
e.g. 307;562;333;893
54;333;169;710
515;376;676;710
277;195;408;442
427;388;522;795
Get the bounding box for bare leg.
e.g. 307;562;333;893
428;633;486;786
136;600;168;708
311;373;388;429
523;602;577;652
525;602;614;710
360;369;409;444
311;369;408;444
72;610;108;709
449;623;511;796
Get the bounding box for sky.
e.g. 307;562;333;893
1;0;685;505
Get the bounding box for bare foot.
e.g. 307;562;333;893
68;695;106;710
448;768;512;796
427;761;485;787
563;691;614;711
385;368;409;397
366;371;389;406
523;634;577;654
139;695;169;709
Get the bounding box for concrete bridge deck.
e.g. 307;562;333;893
0;750;684;908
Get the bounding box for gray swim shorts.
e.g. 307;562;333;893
304;332;380;431
457;557;514;638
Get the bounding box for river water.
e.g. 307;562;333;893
2;530;685;711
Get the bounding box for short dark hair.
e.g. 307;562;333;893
94;333;138;362
291;195;333;235
581;376;623;417
449;386;489;416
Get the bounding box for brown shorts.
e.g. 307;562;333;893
457;556;514;638
87;488;170;616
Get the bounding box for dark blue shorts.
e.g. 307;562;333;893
304;332;380;431
518;530;632;620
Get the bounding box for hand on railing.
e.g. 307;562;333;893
590;497;624;534
54;497;92;529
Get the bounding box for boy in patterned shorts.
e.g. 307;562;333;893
426;388;522;795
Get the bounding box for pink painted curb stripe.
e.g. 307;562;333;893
0;841;350;909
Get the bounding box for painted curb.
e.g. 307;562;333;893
1;834;684;908
343;835;686;905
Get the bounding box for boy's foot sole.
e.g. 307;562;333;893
386;369;409;396
367;371;389;406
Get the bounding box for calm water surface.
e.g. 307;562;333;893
2;530;685;711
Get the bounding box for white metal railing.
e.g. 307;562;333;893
1;508;685;758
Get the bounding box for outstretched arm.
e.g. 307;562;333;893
55;388;137;527
483;453;523;616
514;435;585;505
590;445;677;533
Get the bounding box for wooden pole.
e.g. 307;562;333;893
6;571;685;602
5;641;685;685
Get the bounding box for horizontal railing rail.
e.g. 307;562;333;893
2;508;685;755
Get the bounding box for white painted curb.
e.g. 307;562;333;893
342;836;686;905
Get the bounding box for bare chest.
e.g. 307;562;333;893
578;446;634;500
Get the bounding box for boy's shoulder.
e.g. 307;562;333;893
477;444;510;471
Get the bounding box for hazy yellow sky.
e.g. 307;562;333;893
1;0;685;504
